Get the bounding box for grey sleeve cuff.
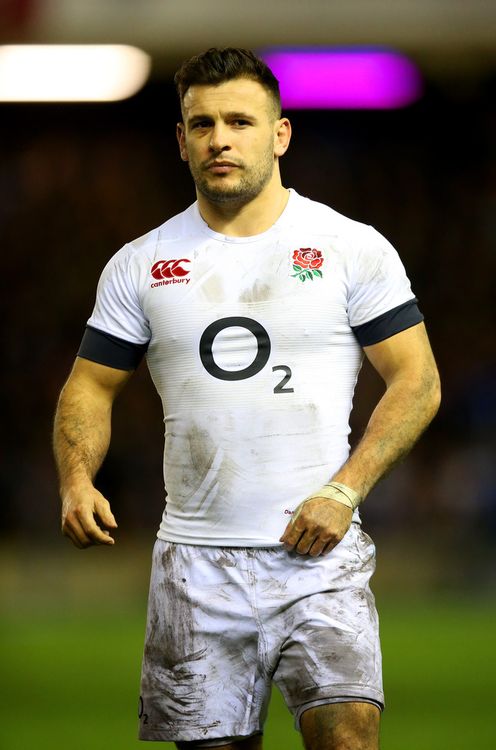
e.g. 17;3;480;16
352;299;424;347
78;325;149;370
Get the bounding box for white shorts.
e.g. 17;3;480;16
139;523;384;744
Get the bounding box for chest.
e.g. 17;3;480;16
143;238;348;323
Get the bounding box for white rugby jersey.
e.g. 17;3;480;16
80;190;422;546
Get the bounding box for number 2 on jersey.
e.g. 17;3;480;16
272;365;294;394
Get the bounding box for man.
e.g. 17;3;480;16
54;48;441;750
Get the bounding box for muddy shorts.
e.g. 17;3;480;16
138;523;384;744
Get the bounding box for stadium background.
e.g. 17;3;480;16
1;2;495;748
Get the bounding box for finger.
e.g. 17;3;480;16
77;509;115;545
280;523;305;549
63;514;93;548
307;538;330;557
95;496;118;529
281;525;306;549
320;538;339;556
279;521;294;544
295;532;319;556
280;500;307;543
62;524;85;549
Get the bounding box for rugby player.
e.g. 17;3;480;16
54;48;441;750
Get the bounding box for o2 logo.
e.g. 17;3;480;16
199;316;294;394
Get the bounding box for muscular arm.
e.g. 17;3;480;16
280;322;441;556
333;322;441;495
53;357;133;548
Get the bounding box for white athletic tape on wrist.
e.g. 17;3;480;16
305;481;362;511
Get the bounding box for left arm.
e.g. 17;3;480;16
280;322;441;556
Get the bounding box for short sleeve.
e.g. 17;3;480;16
87;244;151;345
347;227;417;328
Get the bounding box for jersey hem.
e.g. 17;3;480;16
156;514;362;546
156;531;284;548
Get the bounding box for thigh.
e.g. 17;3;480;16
139;541;271;744
272;525;384;720
300;701;380;750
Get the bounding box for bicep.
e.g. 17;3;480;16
363;322;439;388
64;356;134;402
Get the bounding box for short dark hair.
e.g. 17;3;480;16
174;47;281;117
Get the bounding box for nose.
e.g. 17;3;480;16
209;122;231;153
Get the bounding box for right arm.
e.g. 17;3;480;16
53;356;133;548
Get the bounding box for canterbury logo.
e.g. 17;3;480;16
150;259;191;288
151;259;190;279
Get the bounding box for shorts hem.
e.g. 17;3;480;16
138;726;262;743
292;689;385;731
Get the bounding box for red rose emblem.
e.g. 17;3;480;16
292;248;323;270
291;248;324;283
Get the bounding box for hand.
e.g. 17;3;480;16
61;485;118;549
279;496;352;556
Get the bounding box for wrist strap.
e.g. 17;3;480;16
306;481;361;511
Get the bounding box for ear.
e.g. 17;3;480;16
176;122;188;162
273;117;291;158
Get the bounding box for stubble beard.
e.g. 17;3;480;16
189;145;275;206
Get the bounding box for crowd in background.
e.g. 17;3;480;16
1;81;495;579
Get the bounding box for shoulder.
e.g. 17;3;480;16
127;202;198;259
288;193;412;301
289;191;381;248
99;202;199;280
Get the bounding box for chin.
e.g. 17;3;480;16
200;184;246;203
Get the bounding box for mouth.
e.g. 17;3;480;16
205;161;240;175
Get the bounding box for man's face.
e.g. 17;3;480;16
177;78;285;205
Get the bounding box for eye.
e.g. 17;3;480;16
191;120;211;130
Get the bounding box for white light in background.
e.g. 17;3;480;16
0;45;151;102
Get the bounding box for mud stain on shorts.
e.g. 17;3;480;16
141;544;209;727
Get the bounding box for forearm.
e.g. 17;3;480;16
53;377;112;494
333;369;440;500
54;358;131;548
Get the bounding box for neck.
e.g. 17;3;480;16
196;175;290;238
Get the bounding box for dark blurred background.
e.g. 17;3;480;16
2;16;495;574
3;83;496;549
1;3;495;748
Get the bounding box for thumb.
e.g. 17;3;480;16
95;495;118;528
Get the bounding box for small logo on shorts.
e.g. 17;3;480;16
291;248;324;283
151;259;191;287
138;696;149;724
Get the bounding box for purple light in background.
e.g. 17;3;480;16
260;49;423;109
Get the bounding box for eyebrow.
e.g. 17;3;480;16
187;111;258;127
